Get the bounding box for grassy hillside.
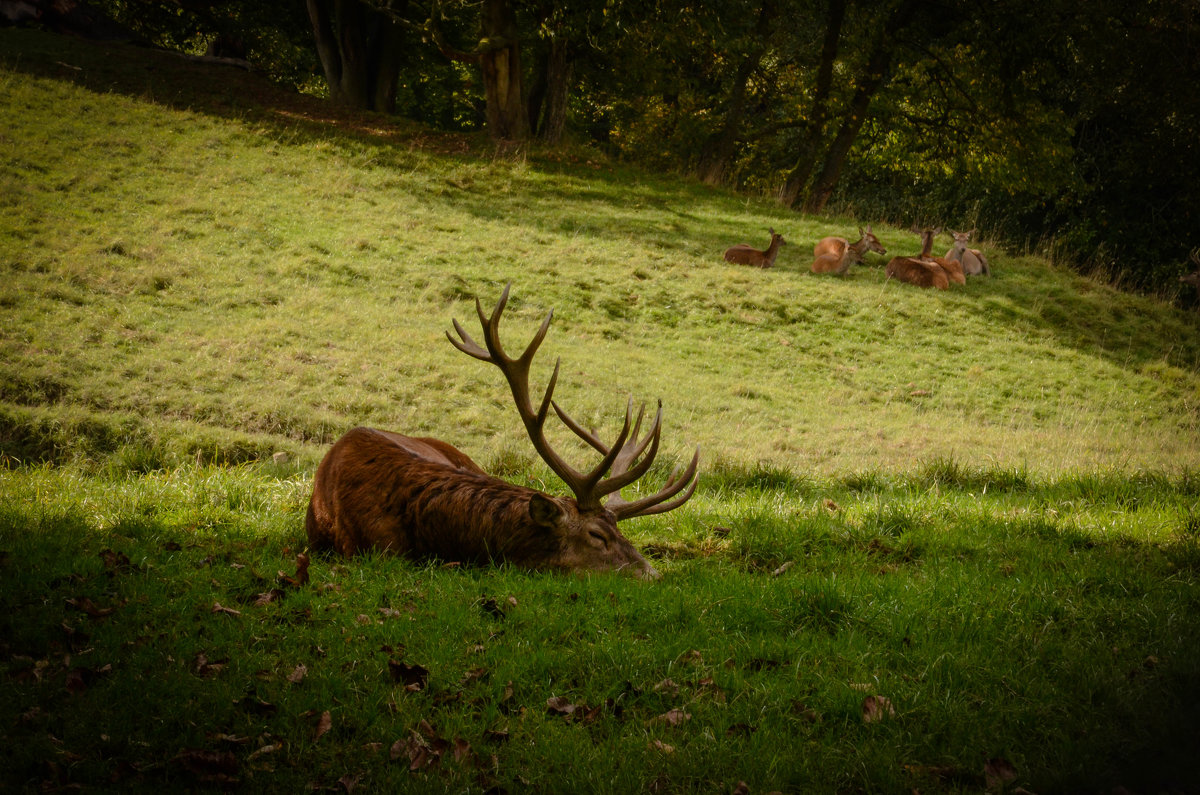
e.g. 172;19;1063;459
2;29;1200;795
3;28;1199;478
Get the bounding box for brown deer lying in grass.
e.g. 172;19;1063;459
724;228;786;268
306;285;699;580
885;228;963;289
811;225;887;274
946;229;990;276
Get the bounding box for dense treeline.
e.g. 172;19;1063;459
50;0;1200;292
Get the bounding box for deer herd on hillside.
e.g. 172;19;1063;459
723;224;991;288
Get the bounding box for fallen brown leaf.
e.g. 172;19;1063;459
388;660;429;691
653;678;680;696
194;653;227;678
314;710;333;740
287;664;307;684
172;749;239;784
99;548;133;571
650;739;675;754
254;589;285;606
650;708;691;727
452;737;472;763
862;694;895;723
546;696;577;716
278;552;310;588
984;757;1017;790
66;597;118;618
211;602;241;617
247;743;280;761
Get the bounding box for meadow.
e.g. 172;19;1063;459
2;28;1200;793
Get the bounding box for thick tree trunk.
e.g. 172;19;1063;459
306;0;403;113
695;2;776;186
479;0;529;140
534;33;571;144
799;0;922;213
780;0;845;206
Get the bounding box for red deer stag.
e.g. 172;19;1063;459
885;228;953;289
811;225;887;274
724;228;786;268
946;229;991;277
306;286;699;580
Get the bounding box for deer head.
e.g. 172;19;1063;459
857;225;887;256
446;285;699;575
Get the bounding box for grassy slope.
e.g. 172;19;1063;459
2;28;1200;795
2;28;1199;479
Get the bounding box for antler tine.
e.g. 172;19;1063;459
448;284;594;504
449;284;698;517
608;446;701;520
446;317;489;360
555;398;688;513
549;396;637;505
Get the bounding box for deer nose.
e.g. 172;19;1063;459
639;563;662;581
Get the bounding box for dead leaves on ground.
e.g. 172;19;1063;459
390;720;483;781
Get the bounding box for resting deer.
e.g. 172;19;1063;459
945;229;990;277
724;228;786;268
811;225;886;274
885;228;954;289
306;285;699;580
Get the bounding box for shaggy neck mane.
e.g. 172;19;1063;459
396;463;564;566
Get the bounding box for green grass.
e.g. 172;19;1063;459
3;464;1199;792
3;28;1200;793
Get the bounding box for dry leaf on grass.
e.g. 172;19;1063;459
314;710;333;740
388;660;429;691
984;757;1017;790
650;708;692;727
278;552;310;588
861;695;895;723
546;696;578;716
194;653;227;678
287;664;307;684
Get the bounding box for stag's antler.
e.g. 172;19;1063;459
446;284;699;516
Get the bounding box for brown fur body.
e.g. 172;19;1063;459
724;229;786;268
946;230;991;276
811;226;885;274
307;427;659;578
885;256;950;289
930;255;966;285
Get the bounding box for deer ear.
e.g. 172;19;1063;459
528;493;566;531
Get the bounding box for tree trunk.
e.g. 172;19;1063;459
780;0;845;206
306;0;403;113
479;0;529;140
534;33;571;144
800;0;922;213
695;1;776;186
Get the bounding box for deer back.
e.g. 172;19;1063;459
811;237;849;273
725;228;785;268
886;257;950;290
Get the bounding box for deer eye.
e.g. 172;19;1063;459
587;530;608;548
